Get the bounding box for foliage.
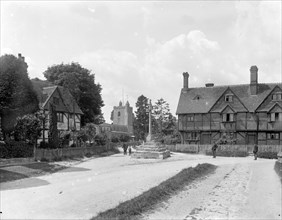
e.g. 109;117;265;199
119;134;131;142
14;112;43;144
133;95;149;141
0;54;39;138
48;103;59;148
95;133;108;146
217;132;237;145
43;62;104;125
0;141;34;158
110;136;120;143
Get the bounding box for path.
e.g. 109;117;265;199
142;159;281;220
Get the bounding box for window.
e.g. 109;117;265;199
267;133;279;140
272;93;282;101
187;115;194;121
118;111;121;117
187;132;198;140
57;113;64;122
225;94;233;102
270;113;280;122
223;113;234;122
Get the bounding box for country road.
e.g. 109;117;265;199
1;153;281;220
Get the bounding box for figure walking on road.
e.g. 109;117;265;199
212;143;218;158
123;143;128;155
128;146;132;156
253;144;258;160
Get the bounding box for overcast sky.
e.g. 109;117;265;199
1;1;281;123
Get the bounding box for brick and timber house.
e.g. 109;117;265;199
176;66;282;145
35;85;83;142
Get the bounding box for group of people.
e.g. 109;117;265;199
122;143;132;155
211;142;259;160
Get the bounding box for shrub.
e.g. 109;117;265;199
0;141;34;158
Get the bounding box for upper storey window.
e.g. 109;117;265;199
223;113;234;122
225;94;233;102
272;92;282;101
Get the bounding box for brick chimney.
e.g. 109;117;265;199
18;53;25;62
183;72;189;90
250;65;258;95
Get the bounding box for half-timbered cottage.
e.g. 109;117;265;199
37;86;83;142
176;66;282;145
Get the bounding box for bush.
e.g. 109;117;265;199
0;141;34;158
258;151;278;159
111;136;120;143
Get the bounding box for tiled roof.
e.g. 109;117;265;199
176;83;282;114
32;79;83;115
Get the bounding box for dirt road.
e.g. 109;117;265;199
1;153;281;220
142;159;281;220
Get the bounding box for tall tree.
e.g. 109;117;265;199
0;54;39;139
43;62;104;125
152;98;176;136
48;103;59;148
133;95;149;141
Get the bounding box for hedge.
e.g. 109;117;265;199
0;141;34;158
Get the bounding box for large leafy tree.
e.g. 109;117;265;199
0;54;39;139
43;62;104;125
133;95;149;141
152;98;177;136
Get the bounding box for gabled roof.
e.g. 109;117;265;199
176;83;282;114
42;86;83;114
31;79;83;115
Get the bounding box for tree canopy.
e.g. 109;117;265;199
43;62;104;125
133;95;149;141
0;54;39;137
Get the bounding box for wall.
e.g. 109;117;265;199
166;144;282;154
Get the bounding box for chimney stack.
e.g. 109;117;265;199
183;72;189;90
250;65;258;95
18;53;25;62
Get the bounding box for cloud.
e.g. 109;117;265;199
75;30;221;121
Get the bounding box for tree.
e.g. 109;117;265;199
152;98;177;136
133;95;149;141
0;54;39;139
48;103;59;148
43;62;104;125
14;112;43;144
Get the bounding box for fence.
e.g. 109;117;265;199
166;144;282;154
35;144;114;161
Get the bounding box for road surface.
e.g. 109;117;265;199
1;153;281;219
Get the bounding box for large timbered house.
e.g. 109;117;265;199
176;66;282;145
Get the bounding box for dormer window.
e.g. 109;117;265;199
270;112;280;122
225;94;233;102
272;92;282;101
223;113;234;122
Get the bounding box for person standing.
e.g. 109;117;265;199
128;146;132;155
253;144;258;160
123;143;127;155
212;143;218;158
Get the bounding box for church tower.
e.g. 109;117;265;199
112;101;133;134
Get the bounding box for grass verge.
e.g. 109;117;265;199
91;163;217;220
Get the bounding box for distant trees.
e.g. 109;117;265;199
0;54;39;140
43;62;104;125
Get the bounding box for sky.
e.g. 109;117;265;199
1;1;281;123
